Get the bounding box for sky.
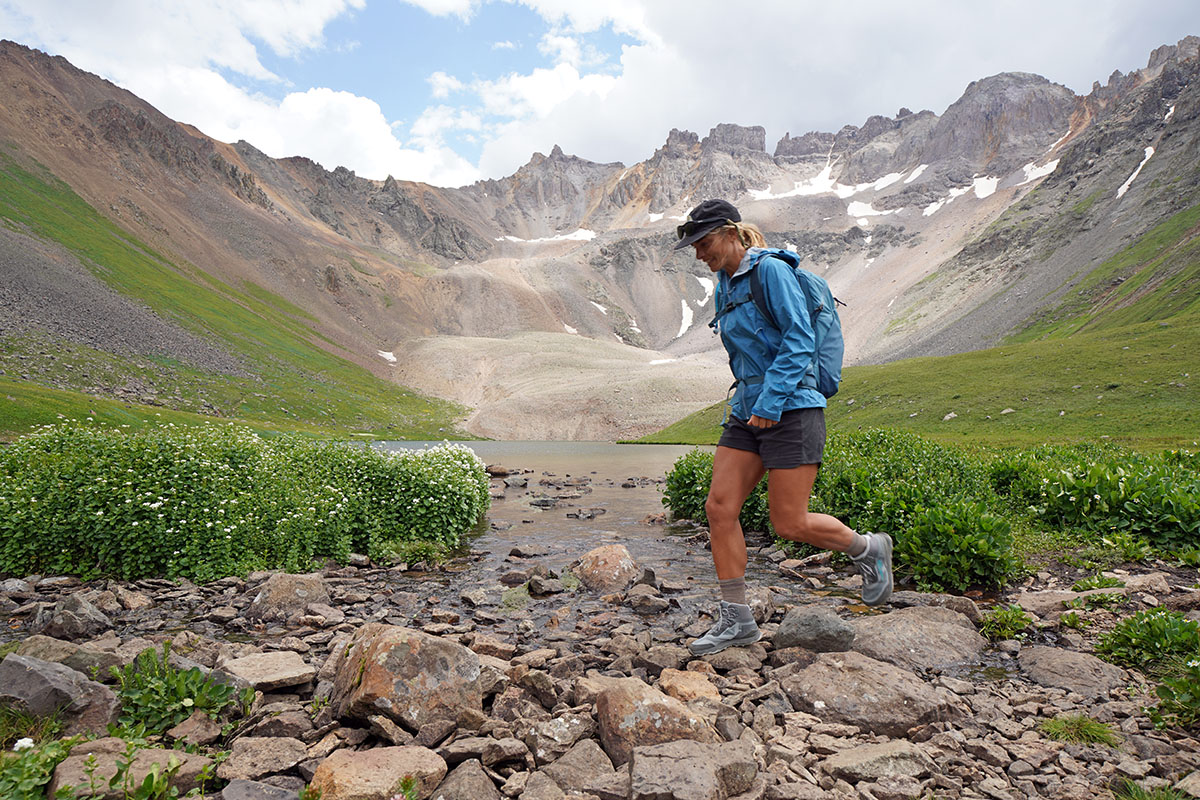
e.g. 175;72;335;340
2;1;1198;188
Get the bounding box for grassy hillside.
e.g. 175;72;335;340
0;154;467;441
1011;202;1200;340
640;315;1198;450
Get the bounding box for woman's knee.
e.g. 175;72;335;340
705;493;741;525
772;512;816;543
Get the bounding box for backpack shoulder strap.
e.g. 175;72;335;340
747;249;801;330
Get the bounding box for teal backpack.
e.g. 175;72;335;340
747;249;845;398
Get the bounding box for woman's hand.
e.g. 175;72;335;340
747;415;777;429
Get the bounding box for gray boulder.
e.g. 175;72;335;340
773;605;856;652
0;653;119;736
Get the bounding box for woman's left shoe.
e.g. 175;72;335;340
852;532;894;606
688;601;761;655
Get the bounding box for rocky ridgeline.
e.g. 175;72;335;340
3;525;1200;800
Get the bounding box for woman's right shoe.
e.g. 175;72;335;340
688;600;761;655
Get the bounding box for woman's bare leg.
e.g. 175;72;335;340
766;464;857;550
704;446;766;579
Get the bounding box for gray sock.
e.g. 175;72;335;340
718;576;747;606
846;531;869;558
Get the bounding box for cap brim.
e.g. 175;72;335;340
672;221;725;250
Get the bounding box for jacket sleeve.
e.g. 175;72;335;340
750;256;816;421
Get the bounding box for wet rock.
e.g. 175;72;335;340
595;677;719;766
308;746;447;800
889;590;982;623
780;651;967;736
0;653;120;736
774;605;856;652
628;739;758;800
330;623;482;729
576;544;640;593
246;573;331;623
851;606;986;671
1018;646;1128;697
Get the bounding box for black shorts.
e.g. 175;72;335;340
717;407;826;469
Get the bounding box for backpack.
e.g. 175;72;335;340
747;249;845;398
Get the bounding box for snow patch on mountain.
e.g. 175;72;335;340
1117;147;1155;198
676;300;693;338
499;229;597;243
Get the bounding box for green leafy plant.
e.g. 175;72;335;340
1095;609;1200;675
1147;656;1200;731
898;501;1017;592
979;605;1033;641
1059;611;1091;630
110;642;240;735
1072;573;1125;591
107;740;181;800
299;787;323;800
1038;713;1120;745
389;775;419;800
0;736;79;800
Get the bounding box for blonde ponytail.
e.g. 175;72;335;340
728;221;766;249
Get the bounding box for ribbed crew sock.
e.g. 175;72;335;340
718;576;748;606
846;531;869;559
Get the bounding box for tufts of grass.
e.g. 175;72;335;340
1038;714;1120;746
1111;779;1188;800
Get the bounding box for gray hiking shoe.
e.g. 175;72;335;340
688;601;761;656
852;532;894;606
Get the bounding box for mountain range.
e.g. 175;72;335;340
1;36;1197;440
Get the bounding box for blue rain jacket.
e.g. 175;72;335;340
710;248;827;422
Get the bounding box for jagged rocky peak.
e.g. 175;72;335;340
517;144;621;175
700;123;767;154
1148;35;1200;72
774;130;834;158
653;129;700;159
922;71;1075;173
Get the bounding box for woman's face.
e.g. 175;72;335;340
692;228;742;274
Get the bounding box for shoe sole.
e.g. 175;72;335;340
862;533;894;606
688;630;762;656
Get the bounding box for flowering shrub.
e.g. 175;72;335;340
0;422;489;582
1096;609;1200;674
1149;657;1200;731
1032;451;1200;551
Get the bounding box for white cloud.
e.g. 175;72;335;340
429;71;466;99
3;0;1198;188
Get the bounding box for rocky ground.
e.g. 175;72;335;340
2;468;1200;800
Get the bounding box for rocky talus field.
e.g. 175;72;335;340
3;466;1199;800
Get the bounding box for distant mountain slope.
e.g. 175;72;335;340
1;36;1197;439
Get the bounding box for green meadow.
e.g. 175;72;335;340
0;154;466;441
